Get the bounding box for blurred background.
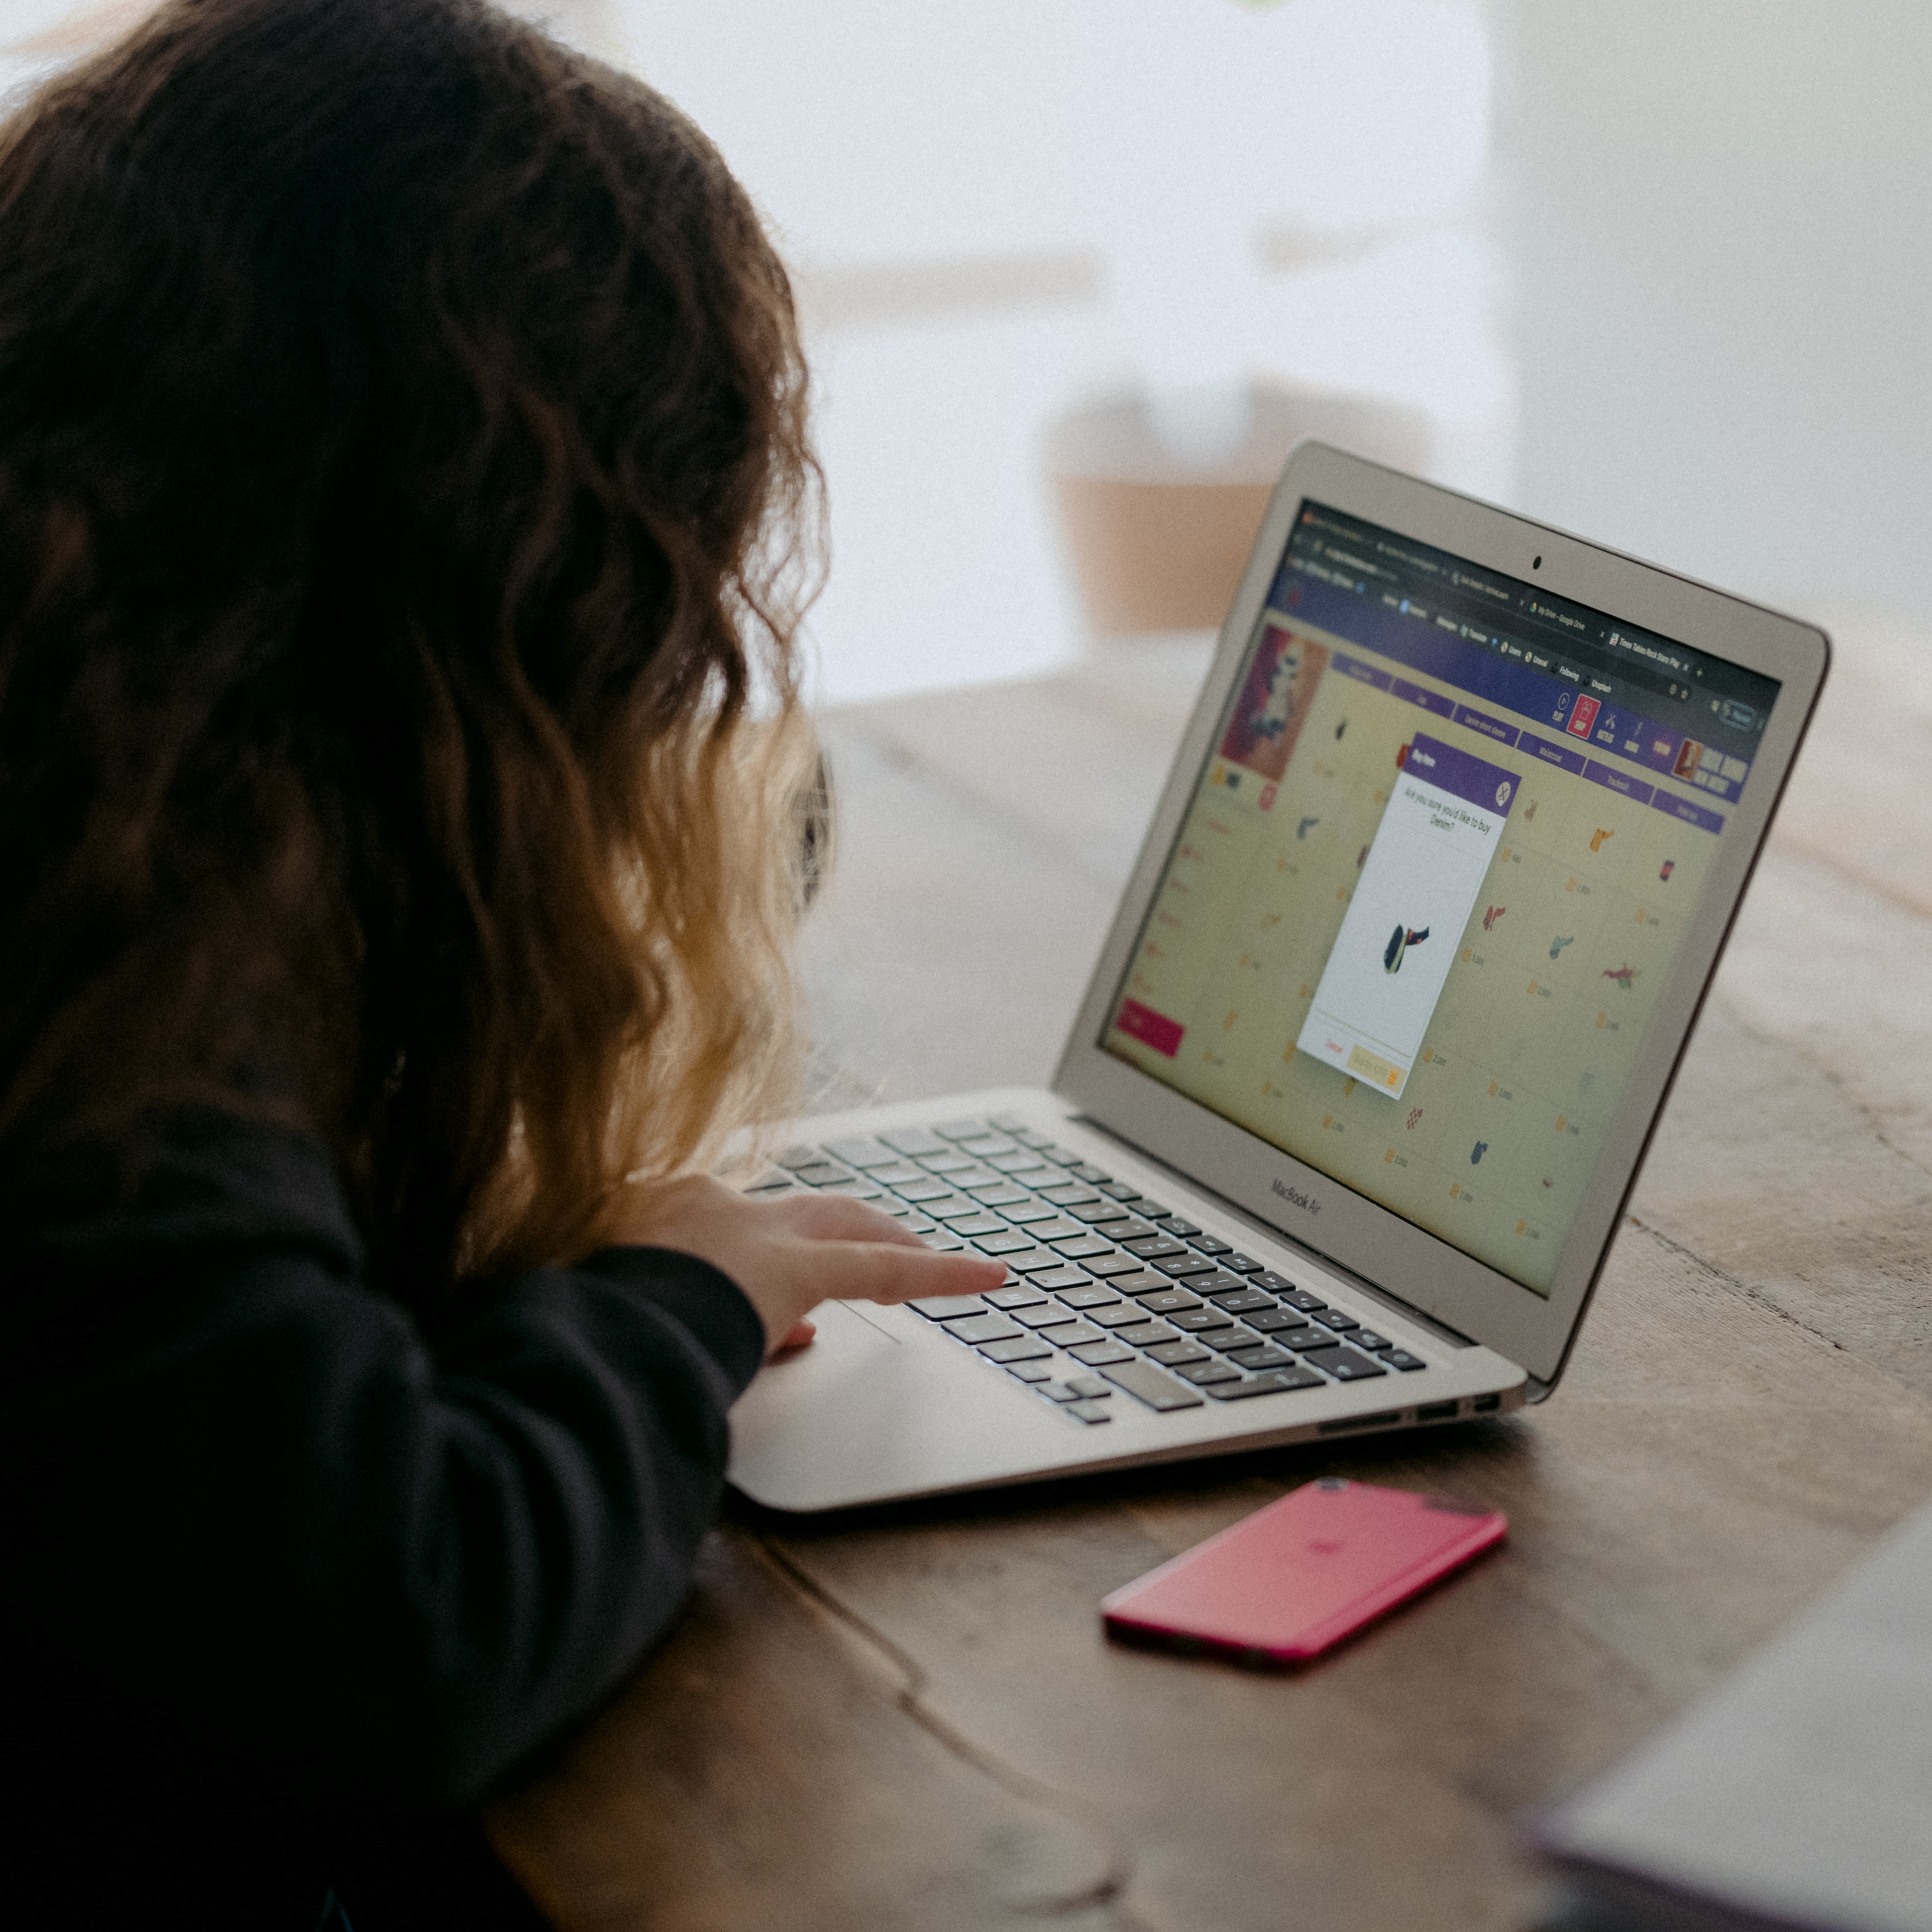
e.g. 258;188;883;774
6;0;1932;703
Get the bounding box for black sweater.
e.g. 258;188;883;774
0;1112;765;1926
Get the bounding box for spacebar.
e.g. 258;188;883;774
1100;1361;1205;1411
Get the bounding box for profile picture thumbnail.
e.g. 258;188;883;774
1219;625;1330;783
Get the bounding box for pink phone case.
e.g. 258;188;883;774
1101;1477;1507;1667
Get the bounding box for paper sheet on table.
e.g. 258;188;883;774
1533;1495;1932;1932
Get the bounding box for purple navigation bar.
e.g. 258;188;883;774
1332;652;1393;691
1653;790;1724;835
1392;676;1455;719
1520;732;1587;775
1585;759;1653;806
1453;702;1518;747
1403;733;1518;817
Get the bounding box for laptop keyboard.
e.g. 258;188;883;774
745;1114;1429;1427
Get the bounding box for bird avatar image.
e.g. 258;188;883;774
1384;923;1431;973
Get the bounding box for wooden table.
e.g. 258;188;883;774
489;618;1932;1932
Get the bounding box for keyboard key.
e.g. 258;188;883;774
987;1112;1031;1133
1069;1163;1113;1184
945;1314;1022;1345
1124;1197;1171;1218
1293;1332;1342;1354
777;1145;826;1169
1034;1321;1105;1349
1226;1343;1296;1371
1210;1288;1277;1314
1205;1367;1326;1399
967;1183;1032;1206
791;1162;856;1187
899;1213;939;1235
930;1118;986;1141
1006;1250;1069;1273
925;1197;983;1221
999;1199;1066;1224
1253;1271;1296;1293
1311;1308;1360;1332
822;1136;898;1169
1035;1183;1099;1209
1112;1321;1176;1348
1167;1307;1237;1335
1200;1326;1270;1353
1189;1270;1246;1295
1054;1286;1122;1310
1068;1200;1131;1224
1014;1303;1087;1329
1280;1290;1329;1313
1096;1181;1142;1202
1322;1348;1388;1381
816;1180;884;1199
1153;1255;1218;1279
1005;1360;1054;1383
1086;1303;1153;1330
1190;1235;1234;1256
1038;1380;1087;1403
1008;1127;1057;1148
987;1152;1050;1175
1050;1236;1118;1262
1086;1253;1154;1278
936;1166;1002;1190
1242;1308;1308;1335
1174;1358;1242;1386
921;1232;966;1252
946;1215;1009;1238
1025;1219;1086;1243
1067;1340;1135;1367
880;1127;948;1156
984;1285;1047;1310
1222;1254;1264;1274
1353;1331;1394;1352
908;1296;986;1321
1386;1351;1428;1372
1135;1288;1204;1315
1033;1144;1085;1167
1064;1374;1113;1398
891;1178;955;1203
1121;1235;1185;1260
973;1231;1038;1257
980;1335;1052;1363
1144;1339;1210;1367
1028;1267;1095;1291
1109;1270;1176;1296
1154;1217;1202;1238
1099;1361;1206;1411
958;1135;1019;1157
1064;1399;1113;1424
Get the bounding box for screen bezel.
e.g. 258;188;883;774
1053;443;1829;1388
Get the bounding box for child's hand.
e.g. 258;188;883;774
607;1174;1008;1358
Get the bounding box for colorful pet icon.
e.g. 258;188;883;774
1483;905;1506;931
1603;963;1638;990
1471;1141;1488;1165
1660;859;1675;881
1549;935;1574;960
1589;827;1614;853
1297;816;1319;840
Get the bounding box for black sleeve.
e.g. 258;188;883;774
0;1112;766;1813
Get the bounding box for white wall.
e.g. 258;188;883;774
1488;1;1932;619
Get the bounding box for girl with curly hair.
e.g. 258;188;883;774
0;0;999;1921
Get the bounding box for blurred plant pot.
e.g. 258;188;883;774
1046;382;1433;636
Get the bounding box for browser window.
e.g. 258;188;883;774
1105;502;1782;1295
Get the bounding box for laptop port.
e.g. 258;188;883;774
1414;1400;1460;1423
1317;1410;1404;1436
1472;1392;1501;1413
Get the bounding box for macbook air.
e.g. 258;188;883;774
729;443;1829;1512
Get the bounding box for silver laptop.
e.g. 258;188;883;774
730;443;1828;1513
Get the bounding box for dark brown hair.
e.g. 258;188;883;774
0;0;821;1296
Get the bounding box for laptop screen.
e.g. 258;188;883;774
1101;500;1782;1296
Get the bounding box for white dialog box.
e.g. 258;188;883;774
1296;732;1516;1099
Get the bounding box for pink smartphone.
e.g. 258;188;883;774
1101;1477;1507;1667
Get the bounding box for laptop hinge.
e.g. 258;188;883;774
1068;1113;1482;1354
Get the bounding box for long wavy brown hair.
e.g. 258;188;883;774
0;0;822;1299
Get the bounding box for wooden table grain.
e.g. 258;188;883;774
489;619;1932;1932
